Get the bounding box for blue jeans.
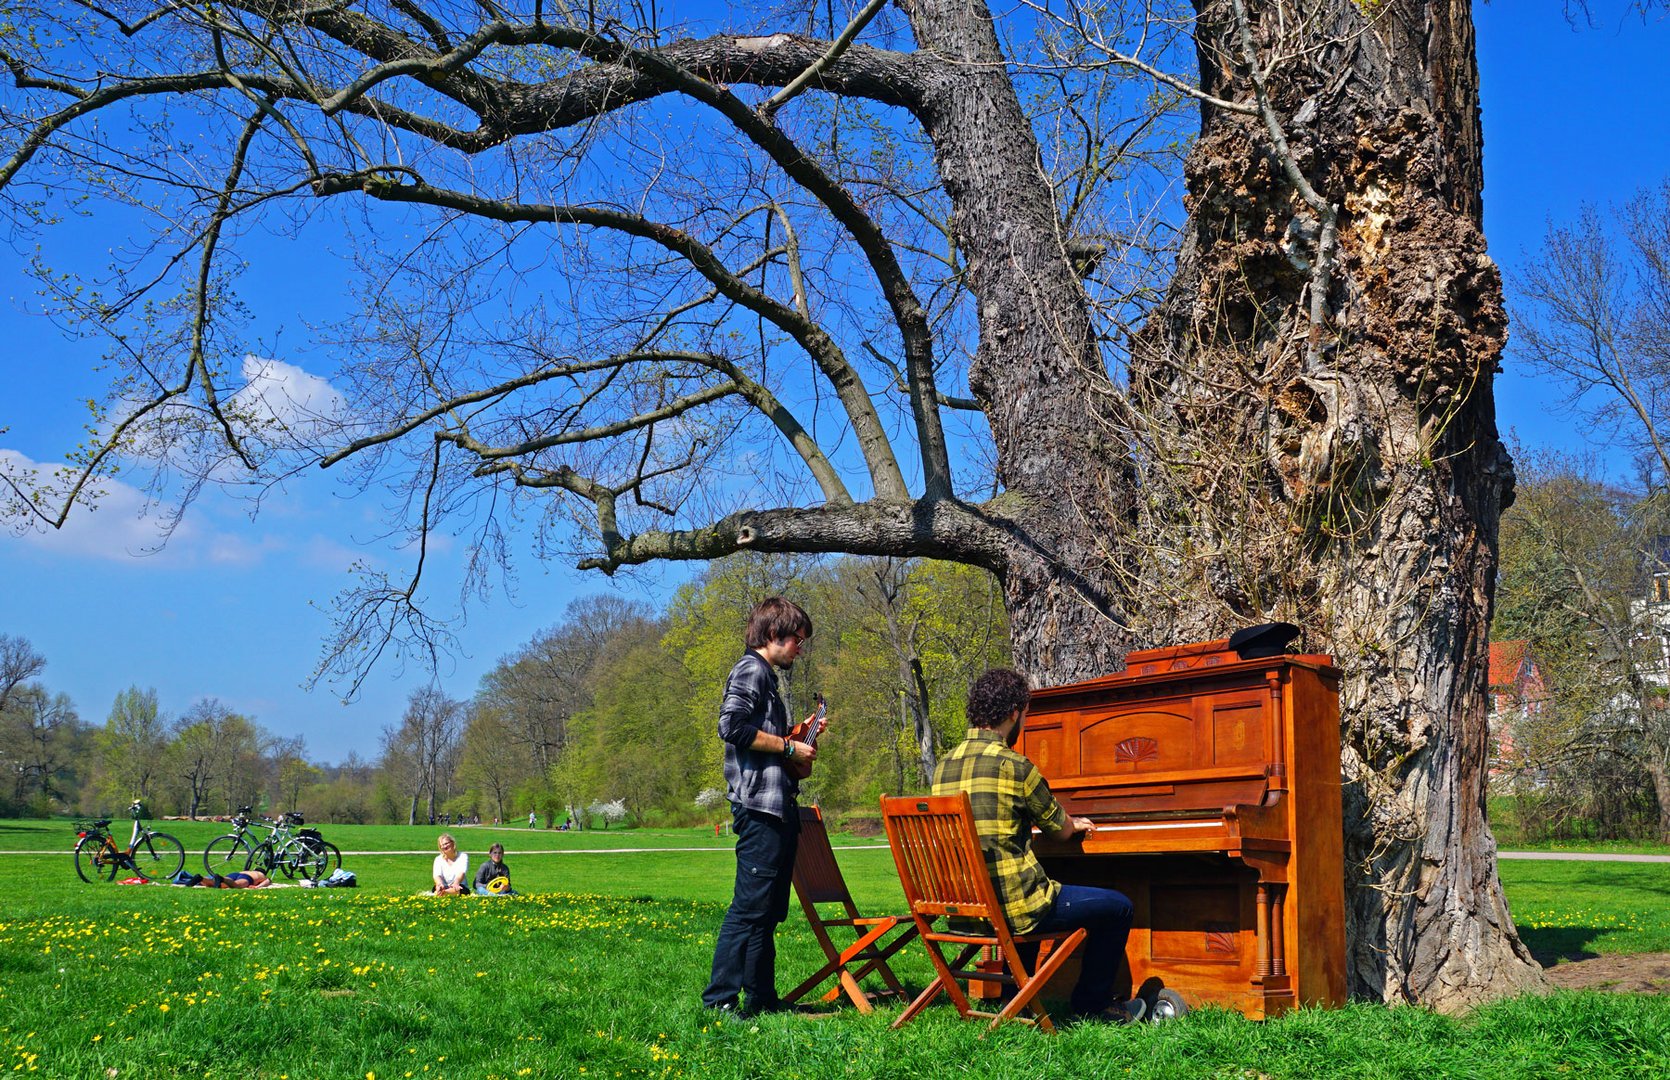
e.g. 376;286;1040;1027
702;805;800;1010
1032;883;1135;1014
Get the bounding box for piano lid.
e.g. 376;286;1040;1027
1030;632;1336;703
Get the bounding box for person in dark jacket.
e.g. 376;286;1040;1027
474;842;514;895
701;597;827;1016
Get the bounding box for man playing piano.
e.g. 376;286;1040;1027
933;667;1146;1024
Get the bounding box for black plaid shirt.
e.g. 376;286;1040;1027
717;651;797;820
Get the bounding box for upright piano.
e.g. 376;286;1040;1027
1023;634;1347;1017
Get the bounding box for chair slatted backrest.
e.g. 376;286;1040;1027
786;804;915;1014
880;793;1001;926
794;806;859;912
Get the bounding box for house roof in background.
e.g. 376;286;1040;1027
1489;640;1530;690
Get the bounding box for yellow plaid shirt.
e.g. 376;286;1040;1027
931;727;1066;934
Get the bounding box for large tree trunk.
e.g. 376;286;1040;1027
1646;759;1670;845
1130;0;1543;1008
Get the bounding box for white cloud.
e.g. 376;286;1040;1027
231;356;346;443
0;447;195;561
3;363;373;571
1;448;301;568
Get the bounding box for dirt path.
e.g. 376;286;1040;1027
1500;850;1670;863
1542;953;1670;993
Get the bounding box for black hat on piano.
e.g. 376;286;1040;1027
1228;622;1301;659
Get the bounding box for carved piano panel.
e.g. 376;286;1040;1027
1023;638;1347;1019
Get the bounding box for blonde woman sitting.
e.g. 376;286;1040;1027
432;833;469;895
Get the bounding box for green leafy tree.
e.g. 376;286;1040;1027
271;736;323;814
477;597;653;777
574;627;703;823
457;702;529;824
2;686;82;814
170;713;220;820
824;557;1010;790
97;686;170;806
1495;453;1670;841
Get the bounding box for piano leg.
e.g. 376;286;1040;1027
1270;884;1287;978
1255;884;1272;979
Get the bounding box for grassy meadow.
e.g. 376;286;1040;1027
0;818;1667;1079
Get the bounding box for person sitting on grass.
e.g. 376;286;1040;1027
473;842;515;895
432;833;469;895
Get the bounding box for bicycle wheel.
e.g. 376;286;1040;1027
129;832;185;882
245;842;277;874
203;834;252;876
284;838;329;881
74;833;118;883
321;841;343;873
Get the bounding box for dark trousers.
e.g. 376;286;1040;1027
1031;883;1135;1014
703;805;800;1010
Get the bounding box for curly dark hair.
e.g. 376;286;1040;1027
744;596;813;649
966;668;1031;728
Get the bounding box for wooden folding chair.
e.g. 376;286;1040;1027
782;805;916;1013
880;793;1087;1033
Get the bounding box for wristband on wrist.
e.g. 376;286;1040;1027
782;739;796;760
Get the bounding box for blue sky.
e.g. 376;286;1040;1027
1;5;1666;764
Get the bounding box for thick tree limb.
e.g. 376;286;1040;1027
574;496;1004;574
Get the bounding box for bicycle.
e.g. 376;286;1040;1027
284;819;341;876
243;811;329;880
308;835;344;874
205;808;339;879
73;801;186;883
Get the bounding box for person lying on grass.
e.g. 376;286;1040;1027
474;842;515;895
204;869;270;888
170;869;272;888
433;832;469;895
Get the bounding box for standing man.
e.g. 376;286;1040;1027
528;810;536;829
702;596;825;1015
933;667;1146;1024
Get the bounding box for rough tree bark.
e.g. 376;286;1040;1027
1130;0;1543;1006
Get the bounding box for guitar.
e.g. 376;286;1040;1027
784;693;827;781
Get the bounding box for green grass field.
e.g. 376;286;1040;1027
1;818;1667;1078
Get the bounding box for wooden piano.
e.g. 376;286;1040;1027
1023;632;1347;1018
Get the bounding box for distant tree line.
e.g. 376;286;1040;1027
0;634;366;821
1;554;1007;824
